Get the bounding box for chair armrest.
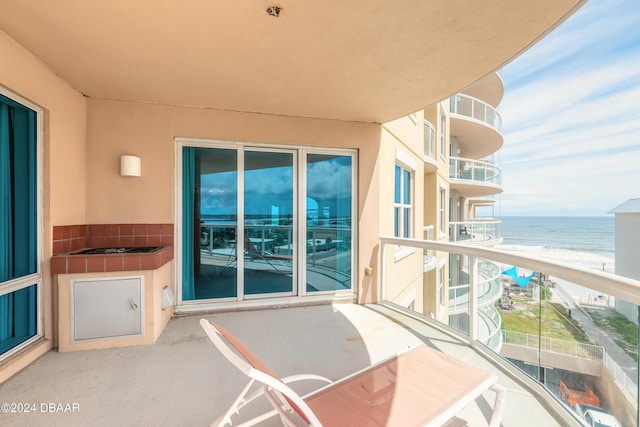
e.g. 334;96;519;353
281;374;333;385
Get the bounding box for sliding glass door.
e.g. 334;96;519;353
180;142;354;303
243;150;294;296
1;93;39;358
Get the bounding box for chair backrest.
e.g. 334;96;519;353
199;319;314;425
243;235;262;258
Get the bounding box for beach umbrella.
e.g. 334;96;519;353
502;266;536;288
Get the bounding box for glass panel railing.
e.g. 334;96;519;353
449;93;503;133
449;157;502;186
449;219;502;244
379;237;639;427
423;120;436;160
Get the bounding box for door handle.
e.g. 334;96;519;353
128;298;138;310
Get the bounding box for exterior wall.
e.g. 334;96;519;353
84;98;383;303
614;212;640;324
423;102;451;320
0;31;87;382
379;115;426;311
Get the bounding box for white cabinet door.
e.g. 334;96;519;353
71;276;143;341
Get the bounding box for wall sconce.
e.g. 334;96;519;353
120;155;141;177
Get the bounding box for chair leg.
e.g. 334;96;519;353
488;384;506;427
212;379;255;427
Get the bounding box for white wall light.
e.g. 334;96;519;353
120;155;141;177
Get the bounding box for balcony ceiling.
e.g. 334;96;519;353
0;0;584;123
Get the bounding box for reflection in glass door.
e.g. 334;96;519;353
305;154;352;292
181;143;354;303
182;147;238;300
243;150;294;296
182;146;295;301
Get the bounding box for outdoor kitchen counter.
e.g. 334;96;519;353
51;246;173;274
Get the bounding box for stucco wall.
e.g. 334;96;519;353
85;98;383;302
0;31;87;382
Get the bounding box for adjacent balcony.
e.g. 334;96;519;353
380;237;640;427
450;218;503;245
423;120;437;172
460;70;504;109
450;93;503;159
448;258;504;352
450;156;503;197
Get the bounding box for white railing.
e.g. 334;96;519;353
604;351;638;403
450;218;502;244
379;237;640;418
449;258;502;312
480;305;503;351
422;225;435;271
423;120;436;160
502;330;604;360
450;156;502;186
450;93;502;132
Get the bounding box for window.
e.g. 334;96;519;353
394;165;412;238
439;112;446;158
0;92;40;357
439;187;446;234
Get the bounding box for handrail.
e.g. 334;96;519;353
379;237;640;305
449;93;502;132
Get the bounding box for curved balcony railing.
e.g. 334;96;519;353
449;219;502;245
380;237;640;425
480;305;503;351
450;93;502;132
423;120;436;160
450;157;502;186
448;258;502;313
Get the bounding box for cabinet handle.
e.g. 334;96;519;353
128;298;138;310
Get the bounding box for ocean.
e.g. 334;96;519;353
495;216;615;297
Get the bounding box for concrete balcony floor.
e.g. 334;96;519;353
0;304;567;426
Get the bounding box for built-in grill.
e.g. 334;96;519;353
72;246;163;255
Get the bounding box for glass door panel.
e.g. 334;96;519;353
306;154;352;292
183;147;238;300
244;151;294;296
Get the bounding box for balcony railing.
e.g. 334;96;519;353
450;156;502;186
423;120;436;160
450;218;502;244
450;93;502;132
423;225;436;271
449;258;502;312
380;237;640;426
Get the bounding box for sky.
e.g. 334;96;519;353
497;0;640;217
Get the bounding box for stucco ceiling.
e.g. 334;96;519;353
0;0;584;123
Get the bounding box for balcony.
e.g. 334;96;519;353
450;157;503;197
380;237;640;427
423;120;437;172
460;70;504;109
450;219;503;245
450;93;503;159
2;239;638;425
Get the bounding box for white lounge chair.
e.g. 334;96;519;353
199;318;506;427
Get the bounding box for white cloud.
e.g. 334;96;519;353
499;0;640;216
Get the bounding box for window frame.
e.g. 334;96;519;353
0;86;43;360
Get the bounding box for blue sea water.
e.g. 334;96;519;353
496;216;615;274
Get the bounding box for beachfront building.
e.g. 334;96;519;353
3;2;640;426
610;199;640;325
